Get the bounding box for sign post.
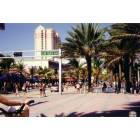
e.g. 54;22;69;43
0;49;63;94
59;49;62;95
41;49;62;94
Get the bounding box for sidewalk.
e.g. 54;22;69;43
1;89;140;117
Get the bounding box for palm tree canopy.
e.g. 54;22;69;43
63;23;104;58
100;23;140;67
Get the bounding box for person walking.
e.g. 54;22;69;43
39;81;46;97
15;83;19;96
135;81;139;94
117;80;121;94
22;81;28;96
42;81;46;97
102;82;107;93
76;82;80;94
39;81;43;97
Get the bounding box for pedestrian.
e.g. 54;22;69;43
121;81;125;93
42;81;46;97
136;81;139;94
22;81;28;96
39;81;46;97
76;82;80;94
15;83;19;96
65;82;69;91
39;81;43;97
117;80;121;94
102;82;107;93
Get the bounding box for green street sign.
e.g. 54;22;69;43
41;50;59;56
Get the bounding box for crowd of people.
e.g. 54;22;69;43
0;72;140;117
92;80;140;94
1;71;140;95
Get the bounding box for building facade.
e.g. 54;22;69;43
16;25;61;68
34;25;60;59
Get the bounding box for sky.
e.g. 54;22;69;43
0;23;111;54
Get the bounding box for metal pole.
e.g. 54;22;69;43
59;49;62;95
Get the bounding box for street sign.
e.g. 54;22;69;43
0;23;5;30
41;50;59;56
13;52;22;57
41;49;62;94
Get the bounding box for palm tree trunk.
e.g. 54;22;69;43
131;57;136;93
86;56;92;92
95;69;100;84
124;55;130;93
110;70;113;82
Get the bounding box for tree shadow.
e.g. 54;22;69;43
54;101;140;117
30;101;48;107
62;92;79;95
55;110;130;117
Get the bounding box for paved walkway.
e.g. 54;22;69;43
1;89;140;117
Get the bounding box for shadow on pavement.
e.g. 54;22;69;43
30;101;48;107
62;93;84;95
54;101;140;117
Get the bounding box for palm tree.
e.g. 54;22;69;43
0;54;15;71
102;23;140;92
100;45;123;82
68;58;87;81
91;57;103;83
30;66;36;79
63;23;104;92
14;62;24;72
37;66;44;76
36;66;55;79
43;67;55;79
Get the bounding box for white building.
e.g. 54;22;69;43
19;25;61;68
34;25;60;59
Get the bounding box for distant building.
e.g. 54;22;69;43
19;25;61;68
34;25;60;59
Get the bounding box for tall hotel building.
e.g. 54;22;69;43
16;25;61;69
34;25;60;58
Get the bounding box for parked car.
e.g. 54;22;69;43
50;85;64;92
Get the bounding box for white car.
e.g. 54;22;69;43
50;85;64;92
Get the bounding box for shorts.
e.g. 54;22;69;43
8;106;20;113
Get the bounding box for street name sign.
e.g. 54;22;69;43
41;50;60;56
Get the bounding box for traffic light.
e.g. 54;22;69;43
13;52;22;57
